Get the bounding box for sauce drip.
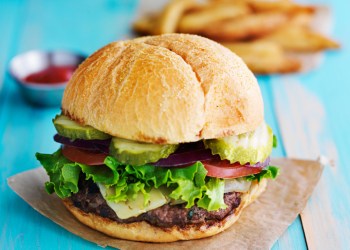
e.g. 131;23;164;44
24;65;77;84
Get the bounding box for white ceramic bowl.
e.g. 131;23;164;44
9;50;86;107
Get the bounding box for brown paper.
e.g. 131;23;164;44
7;158;323;249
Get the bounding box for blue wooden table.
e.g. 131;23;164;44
1;0;349;249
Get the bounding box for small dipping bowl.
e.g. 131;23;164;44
9;50;86;107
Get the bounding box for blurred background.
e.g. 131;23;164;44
0;0;349;249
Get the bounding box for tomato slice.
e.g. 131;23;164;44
201;159;262;179
62;145;108;165
61;145;263;177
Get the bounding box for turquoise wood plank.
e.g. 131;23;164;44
16;0;138;54
297;0;350;248
0;0;22;91
1;0;348;249
272;77;349;249
0;1;137;249
261;0;350;248
259;77;307;250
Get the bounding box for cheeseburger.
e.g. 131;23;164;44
36;34;278;242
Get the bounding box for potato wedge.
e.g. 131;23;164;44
202;12;290;41
289;12;313;27
133;14;158;35
178;3;251;33
132;0;340;75
260;25;340;52
248;0;315;14
223;41;301;74
153;0;197;35
208;0;250;4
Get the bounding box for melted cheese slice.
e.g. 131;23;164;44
97;183;167;219
97;178;252;219
224;178;251;193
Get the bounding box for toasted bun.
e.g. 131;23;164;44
63;179;267;242
62;34;263;144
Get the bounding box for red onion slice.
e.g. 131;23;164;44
249;157;270;168
154;151;270;168
54;134;110;153
153;149;220;167
54;134;271;169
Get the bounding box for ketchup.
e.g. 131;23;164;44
23;65;77;84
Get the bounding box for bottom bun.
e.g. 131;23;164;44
62;179;267;242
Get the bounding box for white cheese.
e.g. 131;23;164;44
224;178;251;193
97;183;168;219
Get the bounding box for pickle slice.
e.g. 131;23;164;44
204;122;273;165
53;115;111;140
109;137;178;166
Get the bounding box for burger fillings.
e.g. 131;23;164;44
35;34;279;242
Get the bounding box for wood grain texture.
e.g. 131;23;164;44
273;77;350;249
0;0;349;249
272;0;350;248
0;1;138;249
259;78;308;250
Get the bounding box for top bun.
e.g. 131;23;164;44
62;34;263;144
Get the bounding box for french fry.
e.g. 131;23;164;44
133;14;158;35
223;41;301;74
289;12;313;27
178;3;251;33
208;0;251;4
202;12;290;41
248;0;315;14
153;0;197;35
132;0;340;74
259;25;340;52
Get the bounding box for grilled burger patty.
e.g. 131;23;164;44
70;177;242;228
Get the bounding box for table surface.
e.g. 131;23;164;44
0;0;349;249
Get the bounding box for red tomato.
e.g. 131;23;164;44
201;159;262;179
62;145;108;165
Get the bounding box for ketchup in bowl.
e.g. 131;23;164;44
23;65;77;84
9;50;86;106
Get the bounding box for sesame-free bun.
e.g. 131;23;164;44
62;34;263;144
63;179;267;242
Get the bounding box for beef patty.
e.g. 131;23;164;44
70;177;242;228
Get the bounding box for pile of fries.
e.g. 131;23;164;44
133;0;340;74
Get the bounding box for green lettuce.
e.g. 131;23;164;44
245;166;280;182
36;149;279;212
36;149;227;211
273;135;278;148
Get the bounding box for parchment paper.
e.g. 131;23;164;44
7;158;323;249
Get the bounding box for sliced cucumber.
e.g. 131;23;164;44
204;122;273;165
53;114;111;140
109;137;178;166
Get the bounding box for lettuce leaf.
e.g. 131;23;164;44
273;135;278;148
245;166;280;182
36;149;227;211
36;150;81;198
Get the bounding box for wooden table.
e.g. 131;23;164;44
0;0;349;249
